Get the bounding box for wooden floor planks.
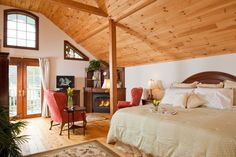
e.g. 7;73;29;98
19;113;133;157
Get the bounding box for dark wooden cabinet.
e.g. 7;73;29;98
84;87;126;113
0;52;9;117
84;67;126;113
142;99;153;105
84;68;126;113
85;68;125;88
85;71;94;88
72;90;80;106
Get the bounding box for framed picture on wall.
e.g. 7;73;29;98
56;75;75;89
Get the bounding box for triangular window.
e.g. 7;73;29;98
64;40;89;61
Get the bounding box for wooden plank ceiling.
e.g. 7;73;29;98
1;0;236;67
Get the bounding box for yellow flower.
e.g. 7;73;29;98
152;99;160;106
67;87;74;96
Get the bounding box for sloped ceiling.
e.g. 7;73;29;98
1;0;236;67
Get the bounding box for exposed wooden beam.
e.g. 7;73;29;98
116;23;161;53
80;0;156;42
109;19;117;114
79;22;109;42
96;0;107;15
51;0;108;17
113;0;156;22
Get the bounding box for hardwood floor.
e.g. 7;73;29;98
20;113;133;157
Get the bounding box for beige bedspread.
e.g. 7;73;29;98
107;105;236;157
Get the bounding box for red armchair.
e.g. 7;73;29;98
45;90;86;135
117;87;143;109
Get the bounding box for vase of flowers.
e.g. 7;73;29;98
67;87;74;109
152;99;160;111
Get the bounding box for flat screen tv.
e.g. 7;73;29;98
56;75;75;89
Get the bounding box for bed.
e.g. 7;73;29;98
107;71;236;157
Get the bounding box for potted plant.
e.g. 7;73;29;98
0;106;28;156
87;60;101;72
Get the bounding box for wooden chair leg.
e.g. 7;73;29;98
59;122;65;135
84;121;87;129
84;114;87;129
49;120;53;130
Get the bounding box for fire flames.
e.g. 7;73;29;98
99;100;110;107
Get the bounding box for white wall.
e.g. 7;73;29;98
125;54;236;100
0;5;95;105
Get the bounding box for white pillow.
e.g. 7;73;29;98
173;93;189;108
187;93;205;108
224;80;236;106
161;88;194;105
171;81;198;88
194;88;233;109
224;80;236;88
197;82;223;88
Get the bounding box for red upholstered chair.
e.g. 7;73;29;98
117;87;143;109
44;90;86;135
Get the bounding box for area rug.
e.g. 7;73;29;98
25;140;120;157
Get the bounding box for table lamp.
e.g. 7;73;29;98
102;79;110;89
148;79;163;100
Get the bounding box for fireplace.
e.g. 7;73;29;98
84;88;126;113
93;93;110;113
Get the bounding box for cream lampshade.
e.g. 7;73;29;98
148;79;155;89
148;79;155;99
153;80;164;90
148;79;164;100
102;79;110;89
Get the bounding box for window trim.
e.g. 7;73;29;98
3;9;39;50
64;40;89;61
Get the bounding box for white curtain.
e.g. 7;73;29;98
39;58;50;117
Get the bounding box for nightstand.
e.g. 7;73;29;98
142;99;153;105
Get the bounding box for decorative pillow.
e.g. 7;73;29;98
161;88;194;105
173;93;189;108
224;80;236;88
187;93;205;108
194;88;233;109
224;80;236;106
171;81;198;88
197;82;223;88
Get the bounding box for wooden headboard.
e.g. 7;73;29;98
183;71;236;84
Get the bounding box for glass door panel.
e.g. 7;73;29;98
9;57;41;119
26;66;41;115
9;65;17;117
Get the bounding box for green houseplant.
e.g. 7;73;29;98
0;106;28;157
87;60;101;72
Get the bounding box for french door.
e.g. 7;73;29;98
9;58;42;119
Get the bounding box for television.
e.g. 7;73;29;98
56;75;75;89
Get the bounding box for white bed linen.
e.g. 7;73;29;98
161;88;194;105
107;105;236;157
195;88;233;109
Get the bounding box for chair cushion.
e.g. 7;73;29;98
45;90;85;123
117;101;131;109
130;88;143;106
